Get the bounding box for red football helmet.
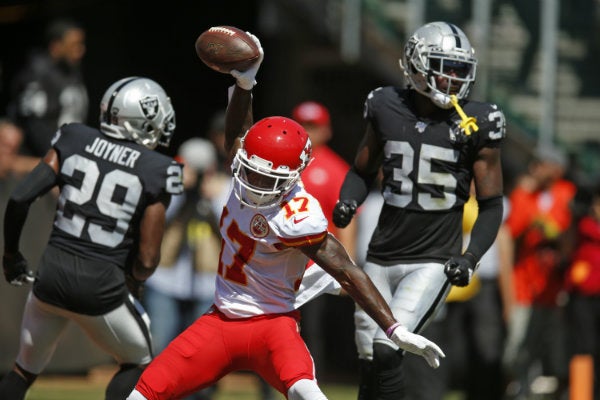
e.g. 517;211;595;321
232;116;312;208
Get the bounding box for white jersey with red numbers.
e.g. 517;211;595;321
215;182;329;318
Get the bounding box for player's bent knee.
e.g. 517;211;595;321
373;342;403;370
126;389;148;400
287;378;328;400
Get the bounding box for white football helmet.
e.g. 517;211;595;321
232;116;312;209
100;77;175;149
400;21;477;109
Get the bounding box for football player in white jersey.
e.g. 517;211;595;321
127;33;444;400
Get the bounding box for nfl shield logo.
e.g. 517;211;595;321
449;123;471;144
415;121;428;133
139;95;159;120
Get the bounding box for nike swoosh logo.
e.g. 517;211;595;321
293;216;309;224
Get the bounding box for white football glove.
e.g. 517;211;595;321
388;325;445;368
230;32;264;90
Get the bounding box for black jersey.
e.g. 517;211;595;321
47;123;183;268
364;87;505;264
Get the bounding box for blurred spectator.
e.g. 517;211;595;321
0;119;39;179
564;185;600;399
292;100;356;256
291;100;357;378
7;18;88;157
143;138;222;400
203;110;232;216
0;119;24;179
205;110;228;170
503;145;575;400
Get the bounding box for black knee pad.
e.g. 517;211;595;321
373;342;403;371
373;344;405;399
14;364;38;385
357;359;376;400
105;363;144;400
0;370;33;398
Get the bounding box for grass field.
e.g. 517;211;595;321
25;368;350;400
24;366;464;400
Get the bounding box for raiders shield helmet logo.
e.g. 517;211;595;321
139;95;159;120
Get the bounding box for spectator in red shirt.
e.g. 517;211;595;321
565;185;600;398
292;101;357;250
503;145;575;400
565;186;600;295
292;100;358;377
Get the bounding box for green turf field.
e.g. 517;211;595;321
24;373;465;399
25;377;348;400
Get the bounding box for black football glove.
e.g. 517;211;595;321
3;252;34;286
332;200;358;228
443;253;478;287
125;273;145;300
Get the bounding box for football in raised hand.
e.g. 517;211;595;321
195;26;260;74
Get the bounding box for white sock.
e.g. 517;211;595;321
126;389;148;400
287;378;328;400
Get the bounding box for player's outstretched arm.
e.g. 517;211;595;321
224;32;264;160
301;234;445;368
224;85;252;159
3;149;58;286
302;233;394;328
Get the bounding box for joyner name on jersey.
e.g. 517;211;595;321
85;137;141;168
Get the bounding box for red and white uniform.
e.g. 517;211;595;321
134;183;331;399
216;184;328;317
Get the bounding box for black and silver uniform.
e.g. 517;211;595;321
365;87;505;265
33;123;183;314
